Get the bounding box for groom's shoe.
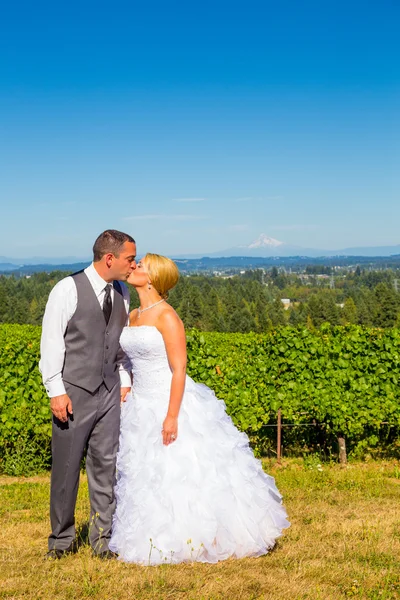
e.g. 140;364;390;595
44;542;77;560
94;549;118;560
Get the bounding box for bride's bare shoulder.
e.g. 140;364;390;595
157;305;184;331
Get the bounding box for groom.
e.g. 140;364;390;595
39;229;137;559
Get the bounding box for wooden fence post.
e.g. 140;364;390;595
277;408;282;464
338;435;347;465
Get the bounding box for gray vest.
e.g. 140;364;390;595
62;271;128;393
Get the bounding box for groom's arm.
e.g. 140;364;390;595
39;277;77;398
118;282;132;401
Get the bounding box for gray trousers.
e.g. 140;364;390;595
48;381;121;553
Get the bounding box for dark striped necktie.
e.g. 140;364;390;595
103;284;112;325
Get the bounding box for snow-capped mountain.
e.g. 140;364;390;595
209;233;311;257
246;234;283;249
2;236;400;267
208;235;400;258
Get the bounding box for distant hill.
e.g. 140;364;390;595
207;233;400;258
172;255;400;272
2;234;400;275
0;263;19;271
0;262;91;275
0;255;90;266
2;255;400;275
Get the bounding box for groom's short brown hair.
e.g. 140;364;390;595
93;230;136;261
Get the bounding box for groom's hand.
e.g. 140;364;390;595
120;387;131;403
50;394;73;422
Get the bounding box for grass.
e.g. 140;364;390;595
1;459;400;600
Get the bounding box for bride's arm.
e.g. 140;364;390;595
158;310;187;445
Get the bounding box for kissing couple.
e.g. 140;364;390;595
40;229;289;564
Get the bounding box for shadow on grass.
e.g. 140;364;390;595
76;521;90;548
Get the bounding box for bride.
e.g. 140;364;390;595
109;253;289;564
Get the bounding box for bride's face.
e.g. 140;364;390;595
127;258;149;287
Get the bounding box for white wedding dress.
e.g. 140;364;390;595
109;326;289;564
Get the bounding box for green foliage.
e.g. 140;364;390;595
374;283;398;328
342;297;358;324
186;325;400;456
1;323;400;474
0;324;51;474
1;268;400;332
0;272;66;325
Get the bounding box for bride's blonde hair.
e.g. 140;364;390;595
144;253;179;300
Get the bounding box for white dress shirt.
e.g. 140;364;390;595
39;263;131;398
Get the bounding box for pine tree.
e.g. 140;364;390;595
268;299;286;327
178;284;204;329
342;297;358;325
254;299;269;332
374;283;398;328
228;308;256;333
288;307;302;326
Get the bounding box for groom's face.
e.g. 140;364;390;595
110;241;137;281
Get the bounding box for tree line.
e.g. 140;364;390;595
0;267;399;332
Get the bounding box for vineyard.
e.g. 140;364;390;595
1;323;400;475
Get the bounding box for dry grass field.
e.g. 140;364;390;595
1;459;400;600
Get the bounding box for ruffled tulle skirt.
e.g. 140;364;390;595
109;377;289;564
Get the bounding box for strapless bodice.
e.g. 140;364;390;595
120;325;173;393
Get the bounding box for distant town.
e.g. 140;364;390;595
1;252;400;278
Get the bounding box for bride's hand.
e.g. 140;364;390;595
120;387;131;404
162;415;178;445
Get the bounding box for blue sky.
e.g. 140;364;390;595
0;0;399;258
